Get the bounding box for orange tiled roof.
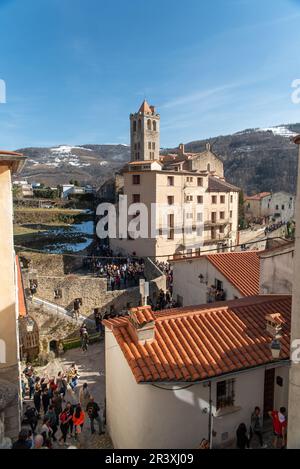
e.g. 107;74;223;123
104;295;291;383
138;100;152;114
206;251;260;296
244;192;271;201
129;306;155;326
16;256;27;317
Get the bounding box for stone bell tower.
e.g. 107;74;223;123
130;100;160;162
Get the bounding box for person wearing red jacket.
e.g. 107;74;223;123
269;407;287;449
72;404;85;440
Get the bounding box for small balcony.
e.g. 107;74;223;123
204;219;229;227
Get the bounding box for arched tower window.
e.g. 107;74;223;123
133;120;137;132
207;163;211;172
147;119;151;130
138;119;142;131
153;120;157;131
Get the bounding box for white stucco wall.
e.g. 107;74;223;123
172;257;241;307
105;328;289;449
261;192;295;222
259;247;294;294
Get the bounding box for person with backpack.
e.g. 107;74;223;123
24;405;38;433
86;396;104;435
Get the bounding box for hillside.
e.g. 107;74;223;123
16;124;300;194
16;144;130;187
180;124;300;194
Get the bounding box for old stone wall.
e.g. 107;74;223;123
20;254;167;318
19;252;83;276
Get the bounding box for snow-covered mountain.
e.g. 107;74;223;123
16;123;300;193
17;144;130;187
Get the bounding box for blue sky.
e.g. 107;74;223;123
0;0;300;149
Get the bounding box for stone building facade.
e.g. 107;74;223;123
110;101;240;260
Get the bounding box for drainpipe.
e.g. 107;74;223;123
208;381;213;449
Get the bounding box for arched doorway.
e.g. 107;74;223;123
49;340;58;356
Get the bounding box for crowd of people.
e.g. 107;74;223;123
14;362;104;449
264;220;286;236
155;260;173;294
84;246;145;290
236;406;287;449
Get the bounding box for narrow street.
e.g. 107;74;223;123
24;342;113;449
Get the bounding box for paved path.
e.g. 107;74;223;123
23;342;113;449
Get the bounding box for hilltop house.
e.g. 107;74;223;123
104;296;290;449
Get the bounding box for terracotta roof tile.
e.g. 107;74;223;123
208;176;240;192
244;192;271;201
206;251;260;296
138;100;152;114
104;295;291;383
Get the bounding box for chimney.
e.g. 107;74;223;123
178;143;185;156
128;306;155;345
150;105;155;114
265;313;282;338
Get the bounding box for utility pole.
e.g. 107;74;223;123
287;134;300;448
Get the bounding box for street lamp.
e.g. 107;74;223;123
270;338;281;359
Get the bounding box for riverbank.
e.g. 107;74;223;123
14;208;95;253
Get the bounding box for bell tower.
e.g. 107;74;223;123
130;100;160;162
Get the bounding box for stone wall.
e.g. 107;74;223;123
20;254;167;319
0;366;20;442
19;252;83;276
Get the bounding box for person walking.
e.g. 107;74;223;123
86;396;104;435
79;383;91;409
72;404;85;440
236;423;250;449
24;405;38;434
52;391;63;425
68;364;79;391
33;377;42;416
58;408;73;446
45;405;58;441
64;402;75;438
268;407;287;449
42;388;50;415
250;406;266;448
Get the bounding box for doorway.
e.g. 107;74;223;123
263;368;275;416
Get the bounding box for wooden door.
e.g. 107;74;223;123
263;368;275;416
